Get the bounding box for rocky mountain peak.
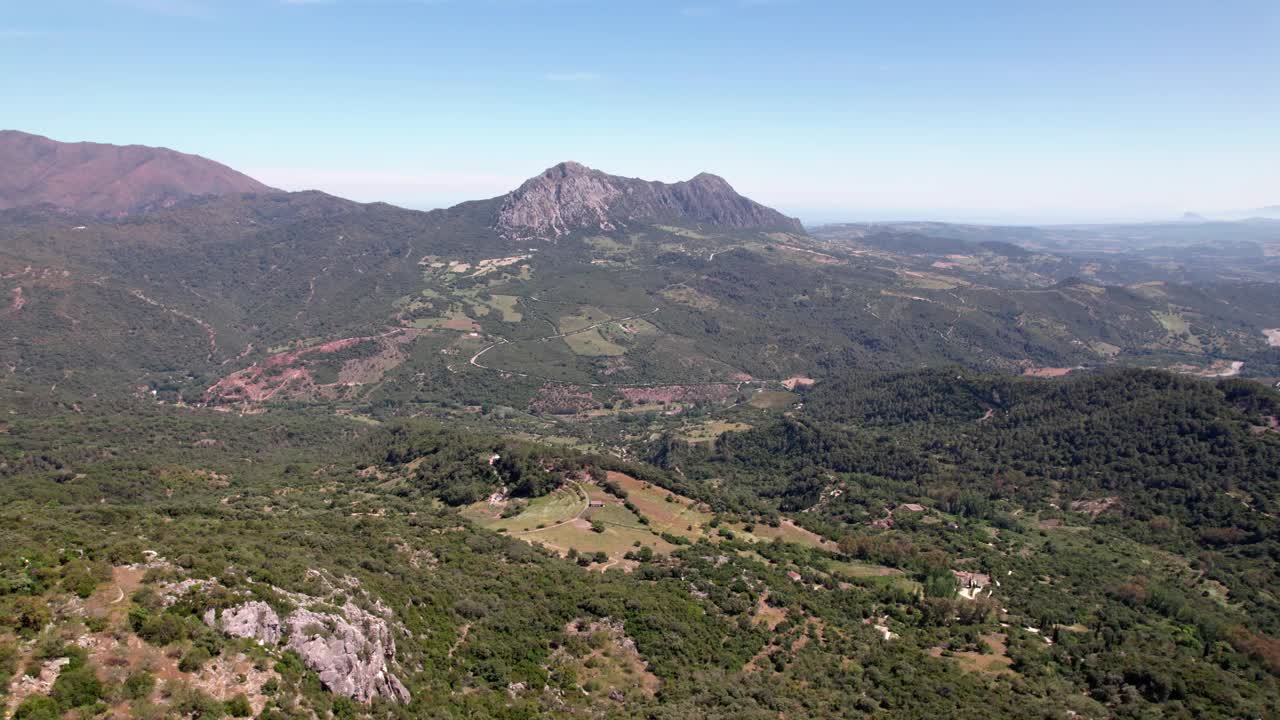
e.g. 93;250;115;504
688;172;733;189
496;163;803;239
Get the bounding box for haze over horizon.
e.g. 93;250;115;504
3;0;1277;223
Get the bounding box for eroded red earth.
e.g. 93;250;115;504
204;330;422;405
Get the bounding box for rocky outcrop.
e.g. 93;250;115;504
203;594;409;704
282;603;410;704
204;601;283;646
496;161;804;239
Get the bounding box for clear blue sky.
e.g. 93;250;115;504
4;0;1277;222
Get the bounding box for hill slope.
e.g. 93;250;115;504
0;130;275;216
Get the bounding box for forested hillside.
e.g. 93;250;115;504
1;367;1278;718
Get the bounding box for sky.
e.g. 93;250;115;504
3;0;1278;223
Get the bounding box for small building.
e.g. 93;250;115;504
953;571;991;589
786;570;803;582
898;503;926;513
588;500;606;508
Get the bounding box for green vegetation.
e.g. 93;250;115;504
3;187;1280;718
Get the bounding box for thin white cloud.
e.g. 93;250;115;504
543;72;601;82
0;29;45;38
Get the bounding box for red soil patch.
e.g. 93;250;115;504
440;316;481;332
529;384;600;415
204;330;422;405
603;471;710;537
752;593;787;630
781;376;815;391
619;384;737;406
1023;367;1075;378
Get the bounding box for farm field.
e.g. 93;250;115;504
748;390;797;409
605;471;715;540
468;472;855;569
559;307;629;356
474;294;523;322
732;518;839;552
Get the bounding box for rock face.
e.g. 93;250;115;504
496;161;804;239
206;598;410;704
283;603;411;704
205;601;283;646
0;130;275;216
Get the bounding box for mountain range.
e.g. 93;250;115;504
0;130;274;217
2;131;1278;415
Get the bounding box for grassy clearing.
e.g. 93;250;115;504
655;225;711;240
928;633;1017;676
827;558;905;579
679;420;752;443
463;485;585;533
748;390;797;410
535;514;674;561
585;236;629;252
560;308;628;356
607;472;714;540
472;478;679;562
734;519;838;552
559;307;611;334
1153;311;1191;335
410;306;481;332
550;620;660;700
660;285;721;310
564;328;627;357
480;294;523;322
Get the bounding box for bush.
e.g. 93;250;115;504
50;665;104;708
124;670;156;700
224;693;252;717
137;612;188;646
179;646;212;673
10;597;51;634
168;682;225;719
13;696;61;720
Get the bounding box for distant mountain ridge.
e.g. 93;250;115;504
496;161;804;239
0;130;275;217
